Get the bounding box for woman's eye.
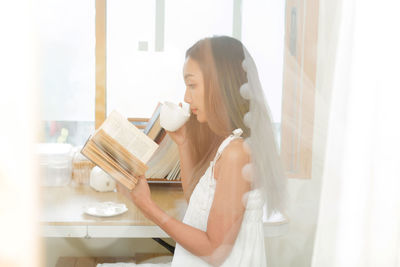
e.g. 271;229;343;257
187;84;196;89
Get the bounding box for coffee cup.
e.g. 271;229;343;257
160;101;190;132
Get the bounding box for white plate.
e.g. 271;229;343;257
84;202;128;217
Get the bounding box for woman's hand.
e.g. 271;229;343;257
116;175;153;213
165;102;189;146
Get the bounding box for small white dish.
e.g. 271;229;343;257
84;202;128;217
160;101;190;132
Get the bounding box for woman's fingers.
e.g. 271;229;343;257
136;175;147;185
116;181;131;200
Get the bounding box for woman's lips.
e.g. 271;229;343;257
191;108;198;114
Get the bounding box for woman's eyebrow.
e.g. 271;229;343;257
184;74;195;80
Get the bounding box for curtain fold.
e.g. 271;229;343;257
312;0;400;266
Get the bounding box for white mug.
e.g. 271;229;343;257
160;101;190;132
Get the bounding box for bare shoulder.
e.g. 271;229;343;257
220;138;249;162
213;138;250;181
213;138;251;187
216;138;250;173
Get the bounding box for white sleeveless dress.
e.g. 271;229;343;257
171;128;266;267
97;128;266;267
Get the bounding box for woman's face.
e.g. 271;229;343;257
183;57;207;123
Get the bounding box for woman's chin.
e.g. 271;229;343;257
196;114;207;123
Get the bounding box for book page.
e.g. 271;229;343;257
92;129;148;176
81;139;137;190
100;110;159;163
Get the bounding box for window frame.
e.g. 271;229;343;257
281;0;318;179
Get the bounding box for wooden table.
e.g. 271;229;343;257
41;183;187;238
41;183;288;239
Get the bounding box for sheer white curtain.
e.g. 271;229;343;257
312;0;400;266
0;1;40;267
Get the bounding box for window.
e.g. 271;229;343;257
106;0;234;118
37;0;96;146
241;0;286;148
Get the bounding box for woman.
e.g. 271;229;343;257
103;36;286;267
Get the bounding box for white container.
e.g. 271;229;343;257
36;143;73;187
89;166;116;192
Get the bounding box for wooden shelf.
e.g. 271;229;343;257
147;178;181;184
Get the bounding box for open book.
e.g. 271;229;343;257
81;110;159;190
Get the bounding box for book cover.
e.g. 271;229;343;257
143;102;162;135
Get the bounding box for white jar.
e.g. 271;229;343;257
36;143;73;187
89;166;116;192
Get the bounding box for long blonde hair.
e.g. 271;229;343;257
184;36;250;200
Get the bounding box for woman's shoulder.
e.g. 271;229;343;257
213;138;250;181
219;138;250;165
213;138;251;186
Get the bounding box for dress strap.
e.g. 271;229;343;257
210;128;243;179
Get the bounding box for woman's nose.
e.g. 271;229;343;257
184;89;191;104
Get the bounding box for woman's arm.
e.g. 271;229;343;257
123;140;250;266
